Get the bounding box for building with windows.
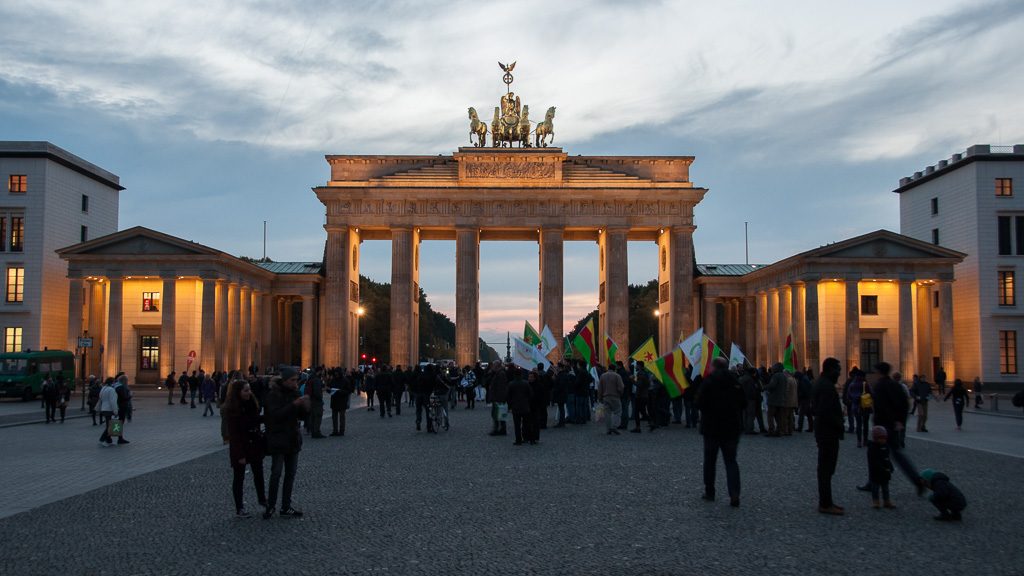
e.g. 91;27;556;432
0;142;122;355
896;144;1024;387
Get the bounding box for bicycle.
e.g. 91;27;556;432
427;393;449;433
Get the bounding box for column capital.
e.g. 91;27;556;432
324;224;350;234
199;270;221;281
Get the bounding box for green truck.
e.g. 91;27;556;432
0;350;76;401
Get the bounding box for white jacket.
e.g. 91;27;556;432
98;385;118;413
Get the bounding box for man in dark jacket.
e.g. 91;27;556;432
329;369;353;436
506;368;534;445
487;361;509;436
812;357;845;515
739;367;765;434
376;366;393;418
263;368;310;519
631;362;651;433
871;362;925;494
695;358;746;507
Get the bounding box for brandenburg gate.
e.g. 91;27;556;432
315;67;707;368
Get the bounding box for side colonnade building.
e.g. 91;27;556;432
58;227;321;384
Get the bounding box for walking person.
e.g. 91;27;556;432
57;376;71;423
376;366;393;419
487;361;509;436
86;376;100;425
695;357;746;507
97;378;118;446
812;357;845;515
944;379;969;431
263;368;310;519
223;379;267;517
912;375;933;432
178;371;189;404
202;372;217;417
166;371;177;405
113;376;131;444
872;362;926;495
935;367;947;398
598;365;624;435
41;374;58;423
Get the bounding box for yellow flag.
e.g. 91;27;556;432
630;336;658;366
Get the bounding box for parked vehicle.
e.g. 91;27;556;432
0;350;76;401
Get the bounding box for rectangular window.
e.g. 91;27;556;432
142;291;160;312
1016;216;1024;255
0;217;5;252
999;330;1017;374
6;267;24;303
80;225;88;242
3;327;22;353
8;175;26;193
140;335;160;370
999;216;1012;255
999;271;1016;306
996;178;1013;197
930;197;938;215
81;194;89;213
861;338;881;372
860;295;879;315
9;216;23;252
931;228;940;246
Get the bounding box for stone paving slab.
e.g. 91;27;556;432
0;399;1021;576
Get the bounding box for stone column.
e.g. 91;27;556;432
756;292;767;368
599;228;629;364
240;286;252;371
390;227;418;367
916;283;934;381
804;279;820;374
105;275;123;377
159;275;176;377
778;285;791;356
283;298;293;366
767;288;778;363
539;228;563;357
742;295;756;358
845;277;861;371
88;281;106;378
271;297;281;367
456;227;481;367
261;292;272;371
323;225;359;368
66;276;84;352
938;281;955;379
301;295;314;369
703;297;717;341
791;282;804;371
227;282;239;371
898;279;915;378
215;280;228;371
200;277;217;373
657;226;695;355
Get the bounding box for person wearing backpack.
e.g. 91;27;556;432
845;369;871;448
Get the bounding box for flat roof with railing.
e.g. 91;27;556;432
893;144;1024;194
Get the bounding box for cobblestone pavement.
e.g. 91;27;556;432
1;397;1021;576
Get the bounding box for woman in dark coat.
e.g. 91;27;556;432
223;379;266;517
944;379;970;431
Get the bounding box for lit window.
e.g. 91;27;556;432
4;327;22;353
930;197;938;215
80;225;88;242
999;330;1017;374
6;267;24;303
8;175;26;194
142;291;160;312
860;295;879;315
9;216;23;252
999;271;1015;306
931;228;939;245
996;178;1013;197
140;335;160;370
81;194;89;213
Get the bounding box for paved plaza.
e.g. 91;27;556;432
0;392;1022;576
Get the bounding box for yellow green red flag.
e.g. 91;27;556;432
653;347;689;398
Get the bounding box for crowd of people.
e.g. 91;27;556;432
56;353;969;523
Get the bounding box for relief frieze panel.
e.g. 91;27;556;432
464;162;555;179
330;198;685;219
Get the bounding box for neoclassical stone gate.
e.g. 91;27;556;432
315;147;707;368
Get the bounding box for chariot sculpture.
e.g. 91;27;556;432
466;62;556;148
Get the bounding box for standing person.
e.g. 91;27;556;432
113;376;131;444
97;378;118;446
487;361;509;436
973;377;983;409
306;370;326;438
506;368;533;445
190;370;201;408
695;357;746;507
263;368;310;519
616;361;633;431
846;370;871;448
552;362;571;427
573;361;593;424
739;367;764;434
222;379;267;517
944;379;969;431
530;364;550;432
376;366;393;418
178;371;189;404
392;365;405;416
935;366;947;398
166;371;177;405
912;375;933;432
871;362;926;495
86;376;100;425
462;366;477;409
57;376;71;423
42;374;58;423
202;372;217;417
363;368;376;411
412;365;431;432
796;369;814;433
631;362;651;433
765;364;788;437
329;369;353;436
812;357;845;515
598;364;624;435
866;426;895;509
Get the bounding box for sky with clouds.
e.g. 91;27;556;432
2;0;1022;346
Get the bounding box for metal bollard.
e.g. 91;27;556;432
989;393;999;411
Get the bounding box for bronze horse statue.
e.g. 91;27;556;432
468;107;488;147
535;106;555;147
